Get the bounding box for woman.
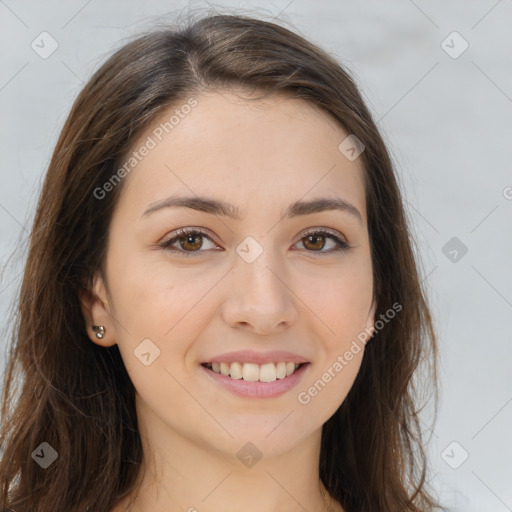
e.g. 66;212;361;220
0;11;443;512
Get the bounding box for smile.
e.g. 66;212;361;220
201;362;310;398
202;361;304;382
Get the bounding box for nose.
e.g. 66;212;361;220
220;245;299;335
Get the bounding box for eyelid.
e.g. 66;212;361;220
159;227;218;254
159;226;350;256
299;227;348;244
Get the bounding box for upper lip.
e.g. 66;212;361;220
202;350;310;365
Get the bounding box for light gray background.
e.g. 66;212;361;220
1;1;511;510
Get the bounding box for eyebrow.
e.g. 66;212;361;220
142;195;362;223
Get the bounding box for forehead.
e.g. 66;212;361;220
117;90;367;222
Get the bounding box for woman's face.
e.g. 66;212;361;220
88;90;375;460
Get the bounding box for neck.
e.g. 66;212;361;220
113;399;343;512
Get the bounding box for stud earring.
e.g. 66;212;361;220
92;325;105;339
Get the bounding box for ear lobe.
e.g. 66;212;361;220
78;273;116;347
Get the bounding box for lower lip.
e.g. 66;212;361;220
201;363;310;398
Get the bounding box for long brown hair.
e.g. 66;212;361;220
0;10;443;512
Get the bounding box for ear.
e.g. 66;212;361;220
79;272;117;347
363;298;377;345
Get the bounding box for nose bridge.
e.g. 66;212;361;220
222;234;298;332
236;234;285;300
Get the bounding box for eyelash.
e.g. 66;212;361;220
159;227;350;258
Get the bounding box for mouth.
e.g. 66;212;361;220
200;360;310;398
201;361;307;383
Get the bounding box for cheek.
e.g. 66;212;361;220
108;260;210;408
296;341;364;423
108;249;215;336
294;253;373;345
104;252;217;389
297;255;372;415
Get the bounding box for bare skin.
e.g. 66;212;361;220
81;90;375;512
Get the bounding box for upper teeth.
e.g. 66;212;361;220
208;362;301;382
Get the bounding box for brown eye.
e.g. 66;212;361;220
160;228;218;257
295;230;349;254
179;233;203;251
302;233;327;251
160;228;349;258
